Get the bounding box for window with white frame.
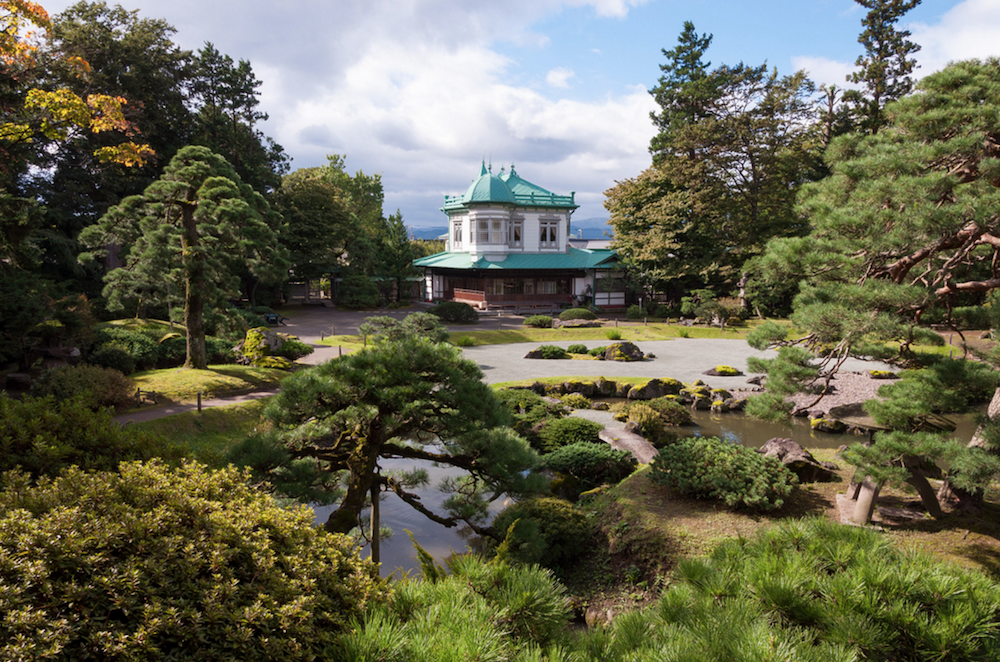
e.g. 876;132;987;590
539;219;558;247
452;222;463;248
509;219;522;247
490;220;503;244
477;220;489;243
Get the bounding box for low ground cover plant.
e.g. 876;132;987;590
523;314;553;328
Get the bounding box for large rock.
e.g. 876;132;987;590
757;437;839;483
604;341;645;362
627;378;679;400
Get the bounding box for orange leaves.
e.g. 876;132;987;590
0;0;51;65
0;0;154;166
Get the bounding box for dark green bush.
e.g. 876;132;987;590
0;461;387;660
558;308;596;321
32;364;136;411
273;338;314;360
428;300;479;323
533;344;568;359
337;273;380;309
93;326;160;370
626;304;647;319
489;497;591;570
588;345;607;357
538;416;603;452
649;436;796;511
566;343;588;354
496;388;567;449
523;314;553;328
951;305;991;329
543;442;637;491
0;395;180;477
206;336;237;364
87;345;136;375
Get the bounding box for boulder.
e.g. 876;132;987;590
627;378;672;400
563;380;596;396
757;437;839;483
595;378;618;397
810;417;847;434
4;373;31;390
604;341;645;362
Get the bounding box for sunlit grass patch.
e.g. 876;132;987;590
131;365;288;402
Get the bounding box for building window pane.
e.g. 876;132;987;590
490;220;503;243
452;222;462;248
477;220;489;243
510;221;522;247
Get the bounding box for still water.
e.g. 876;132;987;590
314;409;981;577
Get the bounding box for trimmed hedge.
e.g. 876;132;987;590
523;314;553;328
538;416;603;452
649;436;796;511
543;441;637;491
428;301;479;323
489;497;591;570
558;308;596;321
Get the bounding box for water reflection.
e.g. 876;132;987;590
312;455;507;578
315;409;981;577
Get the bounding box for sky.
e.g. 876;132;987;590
41;0;1000;228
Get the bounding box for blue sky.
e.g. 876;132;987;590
41;0;1000;227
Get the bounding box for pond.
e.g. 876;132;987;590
314;408;981;577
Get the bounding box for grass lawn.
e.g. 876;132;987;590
131;364;289;403
99;317;183;337
132;399;270;466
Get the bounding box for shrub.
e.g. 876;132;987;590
337;273;379;309
543;442;637;491
626;304;646;319
428;300;479;323
32;364;135;411
0;395;180;477
489;497;591;569
952;305;991;329
523;314;553;328
273;338;314;360
87;345;136;375
558;308;596;321
566;343;589;354
401;311;450;342
495;388;568;449
588;345;607;357
538;416;603;452
452;335;474;347
93;326;160;370
587;518;1000;661
649;436;796;511
358;313;449;344
0;462;387;660
560;393;591;409
206;336;237;364
534;344;568;359
605;329;622;340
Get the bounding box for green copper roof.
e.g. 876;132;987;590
442;162;577;213
413;247;617;271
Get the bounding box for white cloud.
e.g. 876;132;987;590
790;56;857;88
910;0;1000;73
546;67;576;88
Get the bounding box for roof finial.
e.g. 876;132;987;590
480;160;487;176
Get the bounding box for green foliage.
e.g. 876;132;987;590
79;146;289;369
0;461;387;660
489;497;592;570
340;554;571;660
523;314;553;328
626;304;648;319
559;393;591;409
273;337;314;360
427;300;479;323
250;337;539;533
588;345;608;357
358;313;448;344
86;345;136;375
604;329;622;340
0;395;178;477
538;417;603;453
951;306;991;329
452;335;474;347
558;308;596;321
533;344;568;359
566;343;588;354
616;396;692;446
575;518;1000;661
543;442;637;492
32;364;135;411
337;273;380;309
649;436;796;511
495;388;569;450
93;326;160;370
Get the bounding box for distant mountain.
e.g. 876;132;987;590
407;217;612;241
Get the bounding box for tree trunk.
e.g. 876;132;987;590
852;476;882;525
181;203;208;369
370;480;380;566
937;386;1000;512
